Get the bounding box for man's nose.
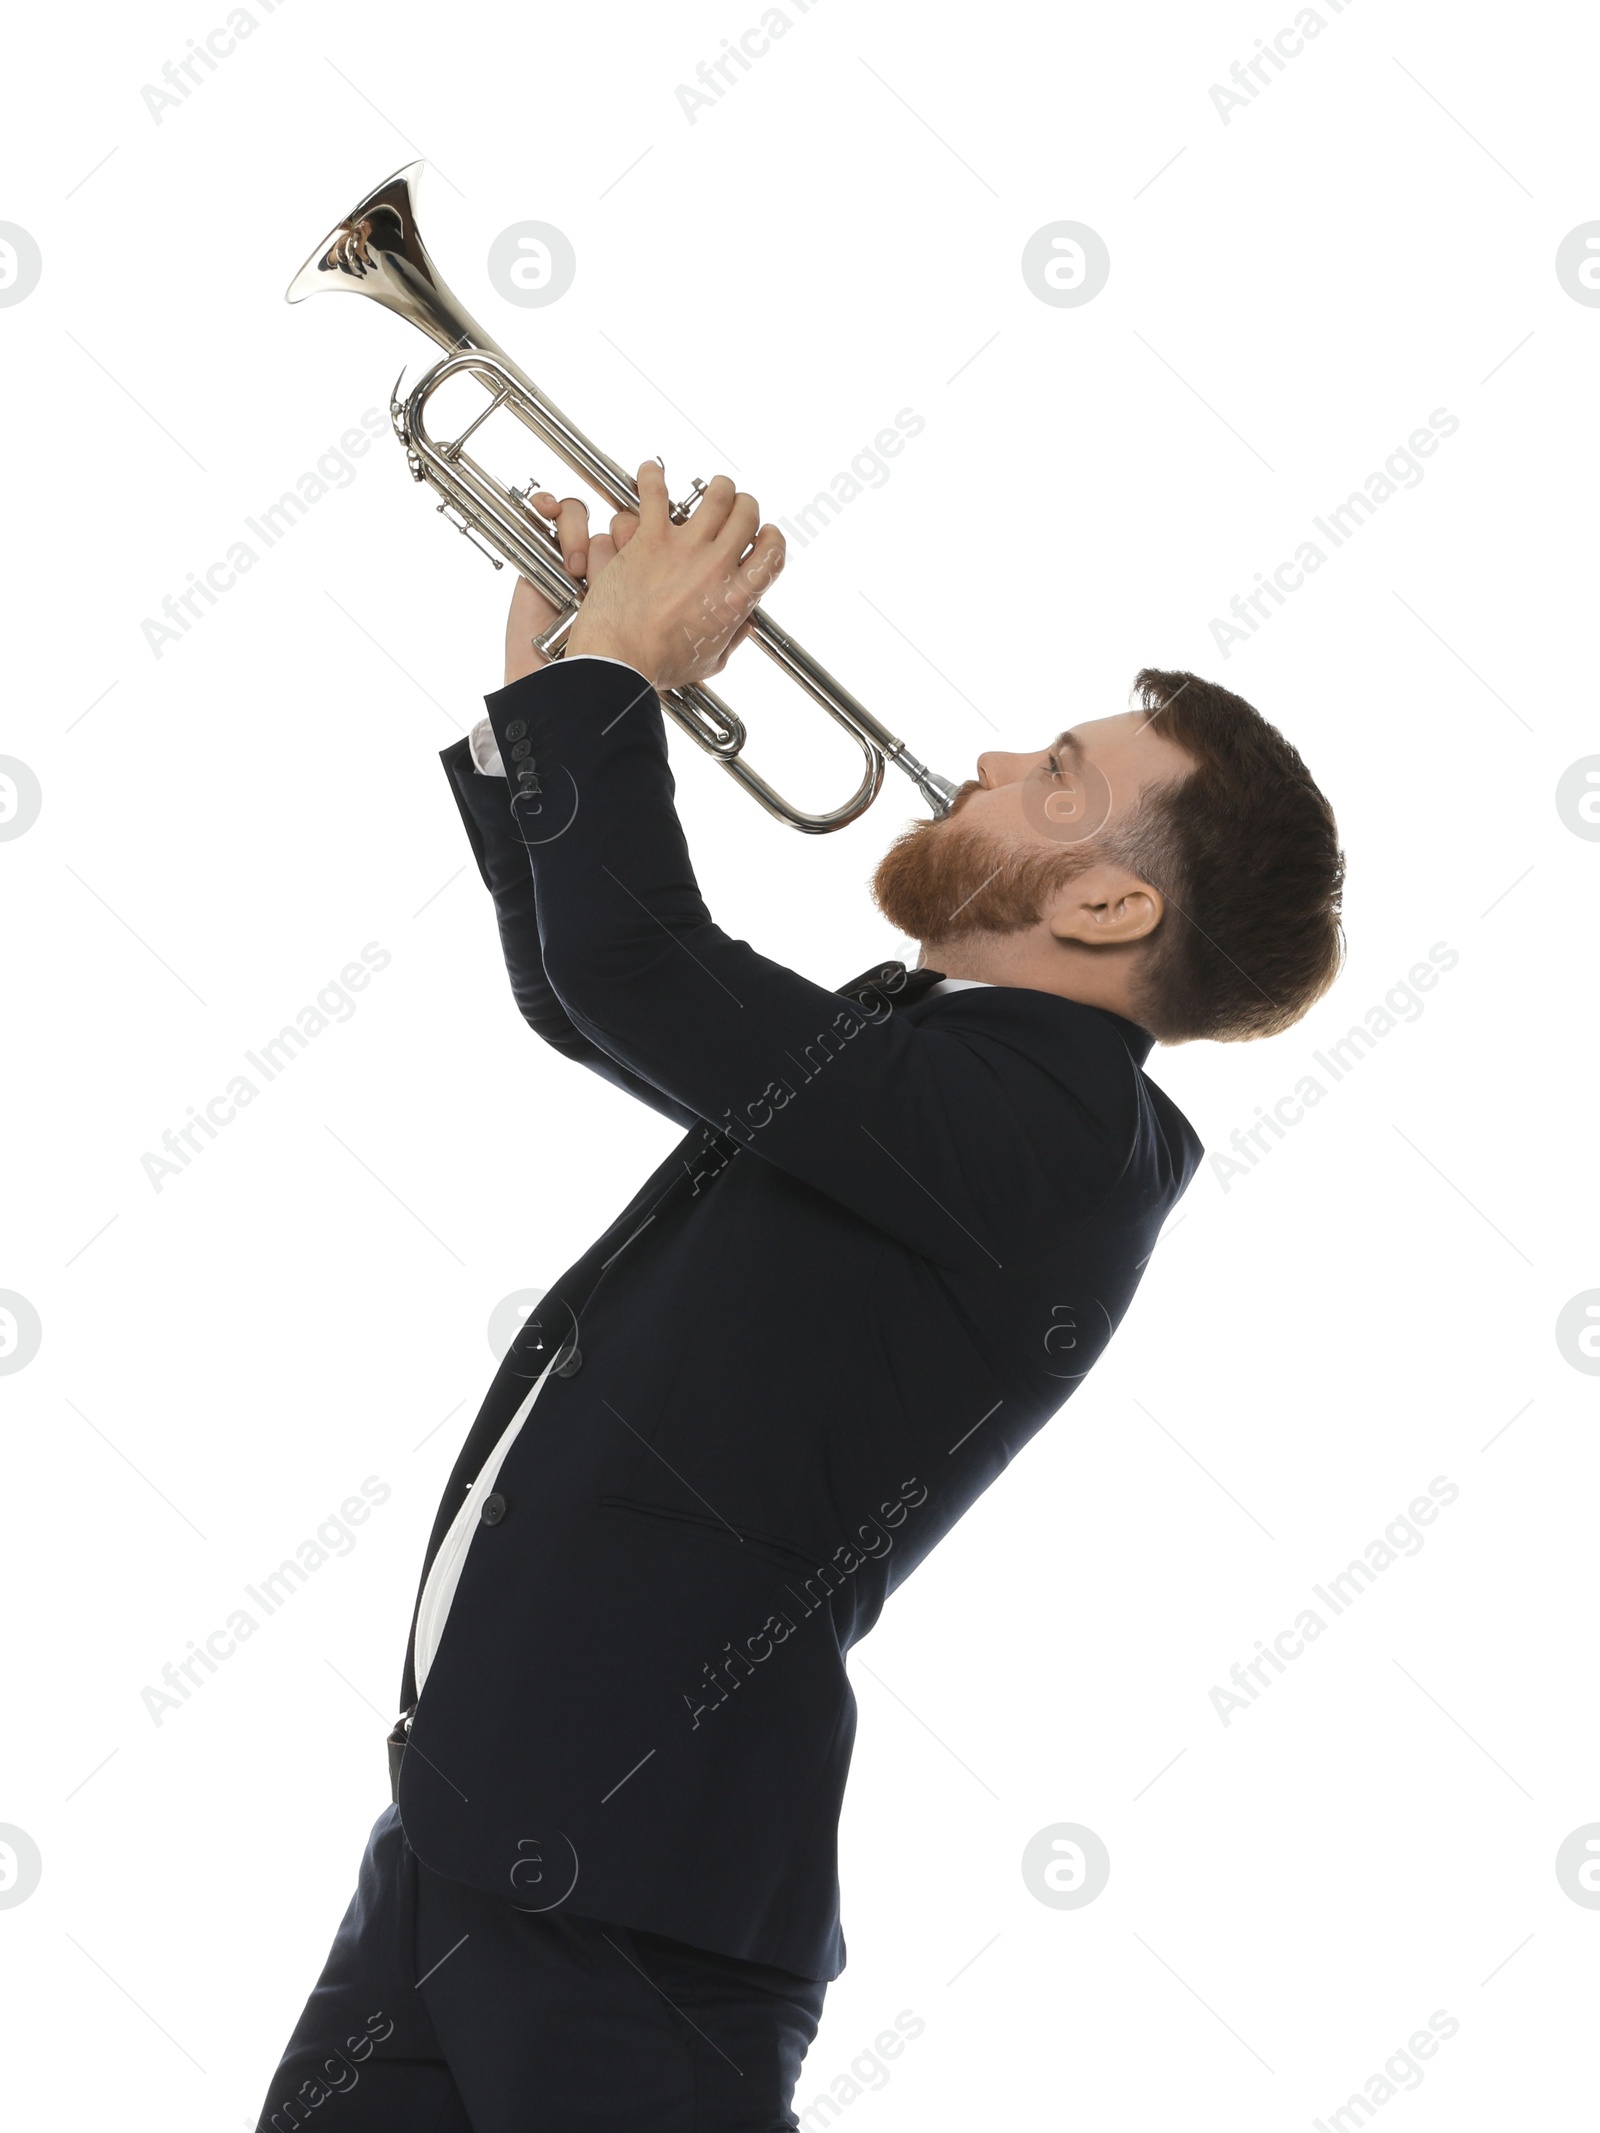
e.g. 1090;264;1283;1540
976;749;1037;789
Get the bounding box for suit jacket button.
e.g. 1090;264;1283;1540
481;1492;507;1526
505;719;527;740
554;1346;582;1377
510;738;533;760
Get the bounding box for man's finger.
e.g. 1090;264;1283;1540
610;509;640;551
690;473;738;542
737;522;785;603
713;490;761;566
585;532;618;577
636;460;671;530
532;491;589;576
553;495;590;578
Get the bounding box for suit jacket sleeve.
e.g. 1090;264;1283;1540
480;660;1142;1275
439;732;702;1130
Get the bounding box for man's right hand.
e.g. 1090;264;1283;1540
566;461;784;694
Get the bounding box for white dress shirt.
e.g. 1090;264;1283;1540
412;1346;560;1694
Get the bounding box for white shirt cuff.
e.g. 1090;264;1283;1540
469;717;505;776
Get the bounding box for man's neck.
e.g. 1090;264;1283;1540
918;937;1145;1025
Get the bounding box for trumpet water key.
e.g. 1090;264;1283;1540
286;163;957;834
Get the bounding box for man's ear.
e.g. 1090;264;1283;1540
1045;863;1165;949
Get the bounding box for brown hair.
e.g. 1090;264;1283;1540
1111;669;1345;1042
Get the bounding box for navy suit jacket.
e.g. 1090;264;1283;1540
399;657;1203;1981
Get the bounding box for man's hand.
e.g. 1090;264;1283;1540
566;463;783;693
503;489;635;686
502;466;783;692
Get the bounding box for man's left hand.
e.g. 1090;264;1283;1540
502;490;641;686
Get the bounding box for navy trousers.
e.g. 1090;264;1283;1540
255;1806;827;2133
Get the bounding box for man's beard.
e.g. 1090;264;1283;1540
871;784;1097;948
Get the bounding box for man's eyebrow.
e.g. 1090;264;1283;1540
1050;730;1083;761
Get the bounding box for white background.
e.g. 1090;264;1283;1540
3;1;1597;2126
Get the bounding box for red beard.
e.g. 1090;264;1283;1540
871;785;1096;946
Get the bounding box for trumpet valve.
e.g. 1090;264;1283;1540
669;476;707;524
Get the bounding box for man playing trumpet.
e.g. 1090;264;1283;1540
258;463;1344;2133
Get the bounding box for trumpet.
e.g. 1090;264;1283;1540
285;164;957;835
